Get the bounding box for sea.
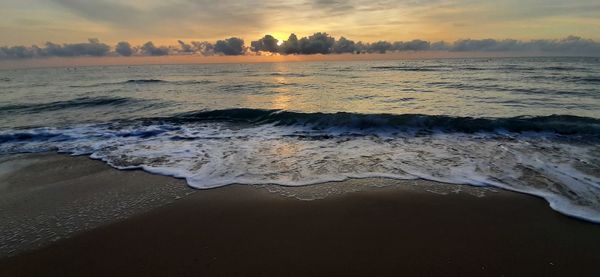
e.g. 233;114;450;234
0;57;599;222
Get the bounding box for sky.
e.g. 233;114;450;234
1;0;599;45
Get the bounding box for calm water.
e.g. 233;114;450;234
1;57;599;221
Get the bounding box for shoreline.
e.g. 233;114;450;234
1;153;600;276
0;153;195;257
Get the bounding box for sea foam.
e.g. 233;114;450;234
1;111;598;222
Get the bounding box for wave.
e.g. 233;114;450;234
69;79;214;88
268;72;309;77
565;76;600;84
1;111;598;222
217;82;297;92
6;108;599;143
543;66;589;71
371;66;444;72
161;108;600;136
371;65;591;73
3;107;597;141
124;79;165;84
0;97;140;115
124;79;214;85
528;75;600;84
429;82;596;97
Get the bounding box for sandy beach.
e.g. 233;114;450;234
0;153;599;276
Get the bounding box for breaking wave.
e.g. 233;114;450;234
1;108;599;222
159;108;600;136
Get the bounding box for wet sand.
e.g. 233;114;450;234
1;153;599;276
0;153;194;257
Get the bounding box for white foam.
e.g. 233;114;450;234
1;122;599;222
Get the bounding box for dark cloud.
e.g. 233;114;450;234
175;40;216;55
115;41;134;56
140;41;169;56
393;40;431;51
190;41;215;56
452;39;518;52
280;34;300;54
332;37;356;53
42;39;110;57
530;36;600;53
368;41;393;53
0;39;112;59
430;41;451;51
450;36;600;53
0;46;38;59
214;37;245;55
251;35;279;53
177;40;194;53
297;33;336;54
1;35;599;60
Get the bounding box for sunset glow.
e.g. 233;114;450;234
1;0;599;46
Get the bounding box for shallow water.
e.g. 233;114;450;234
0;57;599;221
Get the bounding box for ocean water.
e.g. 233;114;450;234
0;57;599;222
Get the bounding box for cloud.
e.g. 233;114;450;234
430;41;451;51
46;0;273;40
297;33;336;54
251;35;279;53
530;36;600;53
177;40;194;53
48;0;144;28
311;0;354;15
394;40;431;51
1;35;599;60
41;38;110;57
190;41;215;56
3;0;600;46
213;37;245;55
279;34;300;54
115;41;134;56
450;36;600;53
332;37;356;53
140;41;169;56
367;41;393;53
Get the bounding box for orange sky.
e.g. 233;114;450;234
1;0;599;46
